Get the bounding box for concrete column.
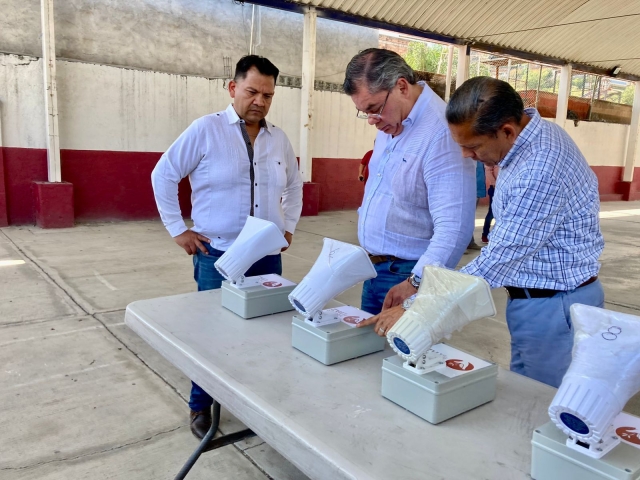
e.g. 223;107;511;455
299;6;316;183
455;45;470;90
41;0;61;182
555;65;572;128
623;81;640;183
444;45;454;102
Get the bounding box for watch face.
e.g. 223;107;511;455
403;298;412;310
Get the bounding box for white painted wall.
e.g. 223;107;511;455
0;53;634;167
314;90;377;158
0;54;45;148
562;121;631;167
0;53;377;158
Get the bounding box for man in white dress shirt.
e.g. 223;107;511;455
343;48;476;329
151;55;303;440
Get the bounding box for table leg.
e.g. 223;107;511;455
174;401;257;479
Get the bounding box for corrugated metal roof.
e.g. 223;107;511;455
251;0;640;79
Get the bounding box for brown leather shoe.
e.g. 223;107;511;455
189;408;212;440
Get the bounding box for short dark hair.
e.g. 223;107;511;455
343;48;416;96
234;55;279;84
446;77;524;136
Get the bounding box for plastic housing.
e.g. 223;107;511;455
214;217;288;284
386;266;496;363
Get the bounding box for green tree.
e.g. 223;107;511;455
621;84;635;105
404;41;446;73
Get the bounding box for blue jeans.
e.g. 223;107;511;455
361;258;416;315
189;242;282;411
505;279;604;388
482;185;495;238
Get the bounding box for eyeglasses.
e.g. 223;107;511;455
356;90;391;120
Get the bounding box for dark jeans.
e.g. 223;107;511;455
189;242;282;411
361;258;417;315
482;185;495;238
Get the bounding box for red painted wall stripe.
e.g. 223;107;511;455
0;147;8;226
60;150;191;221
2;147;48;225
1;147;638;225
312;158;365;212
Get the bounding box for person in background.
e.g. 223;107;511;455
467;161;486;251
358;149;373;183
151;55;303;439
482;164;499;243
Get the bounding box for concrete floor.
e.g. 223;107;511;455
2;202;640;479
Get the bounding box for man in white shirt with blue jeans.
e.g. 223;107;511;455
344;48;476;332
151;55;303;440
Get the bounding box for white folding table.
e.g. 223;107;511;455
125;289;555;480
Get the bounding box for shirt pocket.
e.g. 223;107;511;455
390;153;427;207
268;158;287;191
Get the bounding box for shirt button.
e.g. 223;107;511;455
255;183;258;186
255;204;258;208
377;173;381;177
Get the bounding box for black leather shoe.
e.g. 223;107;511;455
189;408;212;440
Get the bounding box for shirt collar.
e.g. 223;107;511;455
499;108;540;168
401;81;429;128
225;104;270;133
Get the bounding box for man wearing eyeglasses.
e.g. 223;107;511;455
343;48;476;329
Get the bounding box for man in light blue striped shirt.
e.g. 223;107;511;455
343;49;476;321
447;77;605;387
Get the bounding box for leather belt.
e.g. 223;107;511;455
368;254;402;265
505;276;598;300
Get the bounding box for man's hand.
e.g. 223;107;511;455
174;230;210;255
282;231;293;252
382;279;417;310
357;305;405;336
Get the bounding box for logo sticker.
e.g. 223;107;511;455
617;426;640;445
342;315;364;326
445;359;474;371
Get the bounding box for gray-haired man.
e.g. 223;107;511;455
344;48;476;333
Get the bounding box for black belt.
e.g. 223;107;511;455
505;276;598;300
368;254;403;265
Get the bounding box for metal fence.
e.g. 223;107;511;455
400;40;635;124
467;50;634;124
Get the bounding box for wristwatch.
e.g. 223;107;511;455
402;295;416;310
407;273;421;289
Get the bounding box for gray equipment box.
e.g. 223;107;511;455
381;352;498;424
221;277;296;319
292;314;385;365
531;421;640;480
